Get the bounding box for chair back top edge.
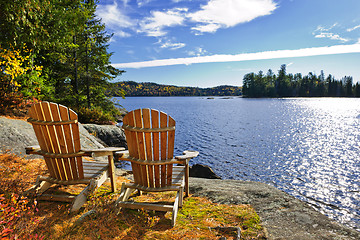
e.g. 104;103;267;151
28;101;81;154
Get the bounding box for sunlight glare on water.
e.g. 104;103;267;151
117;97;360;231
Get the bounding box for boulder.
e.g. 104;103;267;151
189;163;221;179
0;117;105;157
0;117;38;156
82;124;127;148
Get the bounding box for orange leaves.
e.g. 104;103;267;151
0;153;44;239
0;152;265;239
0;193;39;239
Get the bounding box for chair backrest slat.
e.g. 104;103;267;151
30;103;56;178
69;109;83;179
123;108;176;188
167;117;175;185
58;104;78;179
44;103;66;180
151;109;160;188
142;109;154;187
36;103;61;179
51;104;73;180
134;109;146;186
28;102;84;181
123;110;140;184
160;112;168;187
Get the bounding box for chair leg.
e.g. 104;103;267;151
23;176;49;196
115;183;126;206
185;161;190;197
172;190;181;227
115;184;136;215
37;181;53;195
71;184;92;212
179;188;184;208
108;154;116;192
122;188;134;202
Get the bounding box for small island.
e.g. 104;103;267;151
242;64;360;98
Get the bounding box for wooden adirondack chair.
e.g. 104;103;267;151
115;108;199;226
25;101;124;212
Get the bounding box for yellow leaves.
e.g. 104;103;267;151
0;47;25;82
0;44;43;89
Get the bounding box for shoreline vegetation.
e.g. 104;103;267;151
108;81;242;97
242;64;360;98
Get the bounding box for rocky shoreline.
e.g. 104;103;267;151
189;178;360;240
1;116;359;239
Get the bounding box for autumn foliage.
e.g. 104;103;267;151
0;45;44;116
0;152;265;239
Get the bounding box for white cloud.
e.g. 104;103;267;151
188;0;277;33
137;0;152;7
97;1;133;28
96;1;134;37
159;40;186;50
187;47;208;56
112;43;360;68
313;23;350;43
121;0;131;7
113;31;132;38
314;32;349;42
347;25;360;32
99;0;278;39
191;23;219;34
139;8;187;37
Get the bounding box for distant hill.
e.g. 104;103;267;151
109;81;242;97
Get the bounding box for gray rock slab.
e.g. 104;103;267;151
189;178;360;240
0;117;105;158
82;124;127;148
0;117;38;156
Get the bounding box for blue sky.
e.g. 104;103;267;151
96;0;360;87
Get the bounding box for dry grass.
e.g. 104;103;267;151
0;152;266;240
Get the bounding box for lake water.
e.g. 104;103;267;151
114;96;360;231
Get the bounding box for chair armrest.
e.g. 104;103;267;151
175;150;198;197
114;150;130;161
175;150;199;161
82;147;125;157
25;145;41;155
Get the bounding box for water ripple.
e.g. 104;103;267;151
118;97;360;231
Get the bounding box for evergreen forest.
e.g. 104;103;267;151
242;64;360;98
109;81;242;97
0;0;124;123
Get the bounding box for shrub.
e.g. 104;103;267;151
76;106;117;124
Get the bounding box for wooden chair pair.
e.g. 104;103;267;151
27;102;198;226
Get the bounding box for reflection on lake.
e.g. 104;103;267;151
115;96;360;231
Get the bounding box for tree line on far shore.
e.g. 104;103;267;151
242;64;360;98
109;81;242;97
